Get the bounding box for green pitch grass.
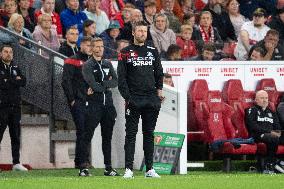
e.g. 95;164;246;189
1;169;284;189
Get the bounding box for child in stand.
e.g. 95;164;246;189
176;24;197;60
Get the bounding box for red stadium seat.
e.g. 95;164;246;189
187;79;209;142
243;91;255;109
202;90;257;172
223;79;249;139
256;78;280;112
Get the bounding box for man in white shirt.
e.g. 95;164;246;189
234;8;270;60
84;0;110;35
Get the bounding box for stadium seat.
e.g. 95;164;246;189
223;79;249;139
202;90;257;172
243;91;255;109
256;78;280;112
187;79;209;142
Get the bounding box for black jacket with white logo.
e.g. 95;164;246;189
82;57;117;105
0;60;26;108
117;44;163;101
61;52;89;104
245;105;281;138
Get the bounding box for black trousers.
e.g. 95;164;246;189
70;100;88;167
0;106;21;165
81;102;117;169
124;95;161;171
257;133;284;164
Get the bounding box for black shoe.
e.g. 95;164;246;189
263;163;275;174
104;168;120;176
79;169;92;177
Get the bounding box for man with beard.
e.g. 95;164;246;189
0;44;27;171
59;26;79;57
61;36;93;173
117;21;164;179
234;8;270;60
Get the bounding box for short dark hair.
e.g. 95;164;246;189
253;47;265;57
66;25;78;33
202;42;216;52
80;36;93;44
144;0;156;7
166;44;182;58
132;21;148;31
164;73;172;78
0;44;13;52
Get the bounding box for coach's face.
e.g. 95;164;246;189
255;90;269;109
92;41;104;58
1;47;13;64
133;25;147;44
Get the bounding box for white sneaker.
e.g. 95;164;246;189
123;168;134;179
12;164;28;171
145;169;161;178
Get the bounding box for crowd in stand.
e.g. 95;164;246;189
0;0;283;61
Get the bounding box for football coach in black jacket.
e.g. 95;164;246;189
61;36;92;172
80;37;119;177
0;44;27;171
117;21;164;178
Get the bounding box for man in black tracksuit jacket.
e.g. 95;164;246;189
0;44;27;170
117;21;164;178
81;37;118;176
245;90;284;173
61;37;92;170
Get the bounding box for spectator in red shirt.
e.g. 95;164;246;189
176;24;197;60
34;0;63;37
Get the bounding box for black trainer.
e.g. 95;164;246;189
79;169;92;176
104;168;120;176
263;163;275;174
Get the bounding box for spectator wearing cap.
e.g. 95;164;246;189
77;19;97;46
100;0;125;27
100;20;121;59
190;42;217;61
60;0;88;35
84;0;110;35
17;0;36;33
191;11;223;53
34;0;63;37
234;8;270;61
268;8;284;44
202;0;237;42
159;0;181;33
143;0;156;25
150;13;176;56
248;29;284;61
248;47;265;61
238;0;275;20
32;14;61;57
176;24;197;60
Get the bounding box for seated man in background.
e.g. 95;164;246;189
248;29;284;61
245;90;284;174
190;42;216;61
248;47;265;61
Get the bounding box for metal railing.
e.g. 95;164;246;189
0;26;72;163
